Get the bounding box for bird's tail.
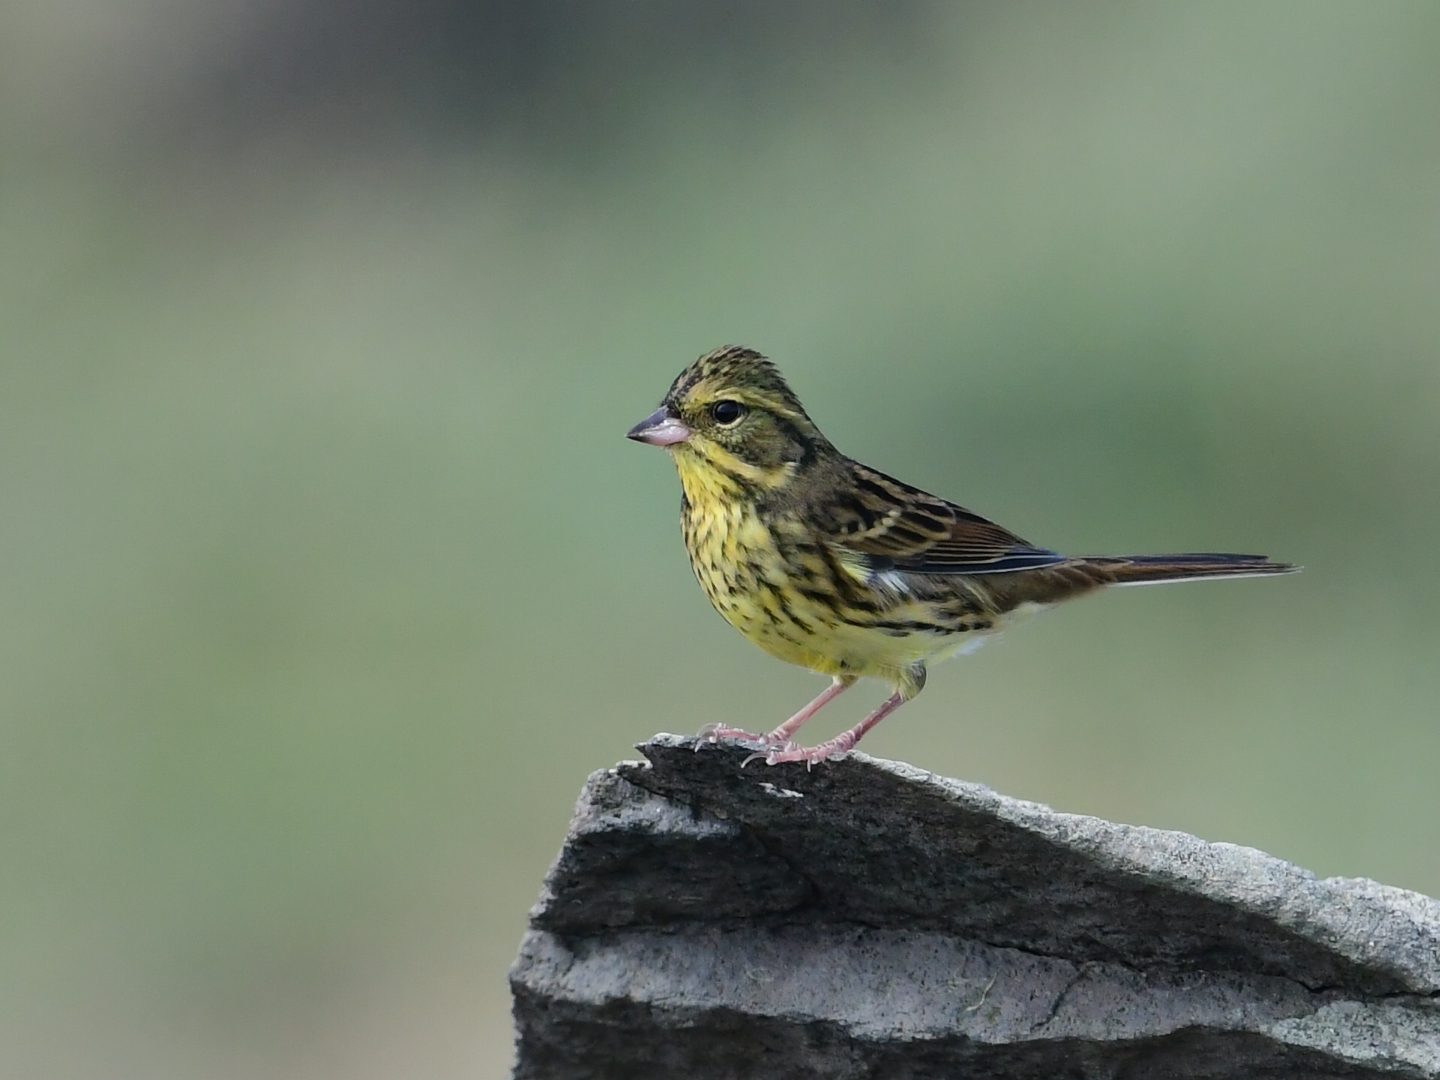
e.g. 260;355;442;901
1079;553;1300;587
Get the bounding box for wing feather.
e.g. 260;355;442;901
819;463;1065;576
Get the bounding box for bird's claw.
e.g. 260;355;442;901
695;722;765;751
737;743;794;771
760;734;855;768
696;724;846;768
738;734;803;767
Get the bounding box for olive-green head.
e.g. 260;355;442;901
626;346;830;479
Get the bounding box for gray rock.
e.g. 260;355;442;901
509;735;1440;1079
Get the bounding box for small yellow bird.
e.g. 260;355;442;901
628;346;1297;766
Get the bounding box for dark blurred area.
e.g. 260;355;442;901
12;0;933;159
2;2;1437;1078
174;0;931;152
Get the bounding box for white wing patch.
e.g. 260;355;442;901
835;547;914;596
873;569;912;594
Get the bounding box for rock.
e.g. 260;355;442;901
509;735;1440;1079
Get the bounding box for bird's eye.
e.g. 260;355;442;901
710;400;747;426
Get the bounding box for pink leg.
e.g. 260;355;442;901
761;689;910;767
765;677;853;744
697;677;853;750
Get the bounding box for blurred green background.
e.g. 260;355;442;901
3;1;1438;1076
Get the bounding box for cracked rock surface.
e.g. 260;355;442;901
509;735;1440;1079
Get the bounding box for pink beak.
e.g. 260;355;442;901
626;407;692;447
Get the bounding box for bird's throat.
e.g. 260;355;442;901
671;444;794;503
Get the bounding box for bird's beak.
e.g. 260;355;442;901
626;407;692;447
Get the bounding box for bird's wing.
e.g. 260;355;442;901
820;463;1066;575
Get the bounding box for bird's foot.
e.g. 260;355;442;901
695;722;765;749
697;724;826;766
754;729;859;769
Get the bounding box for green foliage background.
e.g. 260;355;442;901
2;3;1437;1076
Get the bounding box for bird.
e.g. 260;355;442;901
626;345;1297;767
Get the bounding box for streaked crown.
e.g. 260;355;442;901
663;346;809;421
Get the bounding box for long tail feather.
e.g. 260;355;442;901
1081;553;1300;587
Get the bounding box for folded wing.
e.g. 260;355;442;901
819;463;1066;576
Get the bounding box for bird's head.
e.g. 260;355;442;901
626;346;829;490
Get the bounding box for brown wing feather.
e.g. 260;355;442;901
819;463;1065;575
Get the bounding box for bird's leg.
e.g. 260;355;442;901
761;690;908;766
763;666;925;767
764;676;854;746
698;676;853;751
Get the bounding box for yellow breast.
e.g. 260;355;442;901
678;467;793;647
